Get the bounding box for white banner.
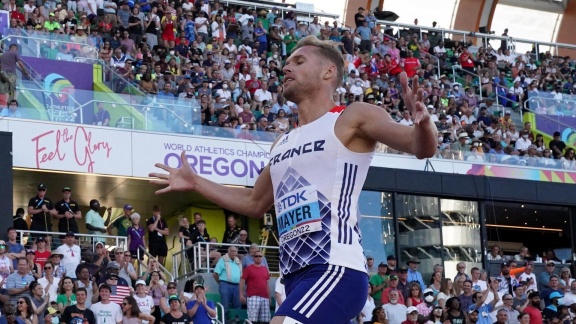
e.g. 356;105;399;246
131;132;272;186
9;120;132;175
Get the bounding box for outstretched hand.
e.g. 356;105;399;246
149;151;197;195
399;72;430;126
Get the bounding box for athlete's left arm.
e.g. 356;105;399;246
345;73;438;159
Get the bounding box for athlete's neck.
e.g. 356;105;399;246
294;94;336;126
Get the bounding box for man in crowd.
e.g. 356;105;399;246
90;284;122;324
107;204;134;237
28;184;55;246
240;249;271;323
186;282;217;324
406;258;425;289
383;290;407;324
55;232;81;279
54;187;81;234
6;258;35;304
6;228;24;270
370;262;389;307
61;287;96;324
213;246;241;313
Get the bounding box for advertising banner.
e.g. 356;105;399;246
9;120;131;175
131;133;272;186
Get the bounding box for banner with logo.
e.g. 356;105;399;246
9;120;131;175
131;132;272;186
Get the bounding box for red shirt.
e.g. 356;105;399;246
524;305;542;324
35;250;51;269
403;57;420;77
460;52;475;68
241;264;270;298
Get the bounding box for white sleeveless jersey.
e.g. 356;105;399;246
269;106;374;276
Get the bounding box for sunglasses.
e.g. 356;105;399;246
168;286;177;289
0;244;5;248
44;267;52;270
254;255;263;258
122;303;128;306
17;301;25;304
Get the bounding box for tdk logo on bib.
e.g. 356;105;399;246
276;185;322;244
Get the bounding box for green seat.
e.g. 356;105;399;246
206;293;221;304
227;309;248;321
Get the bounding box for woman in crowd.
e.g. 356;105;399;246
437;278;456;308
16;296;38;324
425;305;443;324
560;267;574;291
26;250;41;280
370;306;387;324
406;282;423;307
148;270;167;324
126;213;146;260
56;276;76;313
37;261;59;303
122;296;156;324
429;271;442;297
445;297;466;324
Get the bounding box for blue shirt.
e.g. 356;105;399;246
538;271;552;291
214;258;242;283
356;26;371;40
185;300;215;324
407;268;425;290
0;108;21;118
184;20;196;42
7;242;23;269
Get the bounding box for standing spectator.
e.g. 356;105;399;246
6;258;35;305
283;27;299;56
147;270;166;322
370;262;389;307
55;232;81;279
471;267;487;292
75;264;96;308
61;287;95;324
541;275;563;307
133;280;154;324
454;262;471;281
520;291;542;324
240;250;270;323
355;21;371;52
28;281;49;317
406;258;425;290
107;205;133;237
222;216;242;244
467;280;500;324
12;209;27;235
549;131;566;160
126;213;146;260
241;244;268;269
85;200;111;244
6;228;25;270
104;273;131;306
213;246;241;313
460;280;475;312
518;262;537;292
114;248;136;287
497;262;519;296
147;206;169;266
190;220;220;268
354;7;365;28
0;44;29;100
54;187;81;234
160;296;191;324
27;184;55;246
185;282;217;324
539;261;557;291
92;103;111;126
90;284;122;324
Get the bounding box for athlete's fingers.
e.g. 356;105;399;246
149;172;169;180
399;72;409;94
154;163;172;173
411;74;420;97
416;87;425;102
154;186;172;195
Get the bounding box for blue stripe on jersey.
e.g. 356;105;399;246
337;163;358;244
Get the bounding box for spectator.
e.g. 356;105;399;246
382;275;405;306
114;248;136;287
54;187;81;234
5;257;34;305
161;295;191;324
539;261;557;291
126;212;146;260
27;184;55;246
28;281;49;317
104;272;131;306
55;232;81;280
383;290;407;324
74;264;96;308
370;262;389;307
133;280;154;324
0;44;29;100
90;284;122;324
213;246;241;313
147;205;169;266
541;275;563;307
15;297;37;324
186;281;216;324
26;250;40;280
61;287;95;324
107;205;133;237
222;216;242;244
56;276;76;313
147;270;166;321
497;262;519;295
49;250;66;278
0;99;20;118
239;249;270;323
6;228;25;270
406;258;425;290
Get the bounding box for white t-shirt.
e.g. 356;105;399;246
562;292;576;306
254;89;272;102
361;296;376;322
58;244;81;279
38;277;60;303
518;272;537;291
224;43;237;53
86;0;97;15
134;295;154;324
181;2;193;12
472;279;487;292
274;277;285;312
384;303;408;324
195;17;208;34
90;301;122;324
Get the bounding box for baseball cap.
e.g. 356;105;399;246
468;309;479;315
38;184;47;190
550;292;564;299
378;262;388;268
95;241;105;247
389;275;398;280
106;261;120;270
387;255;396;261
62;187;71;192
65;231;75;237
135;280;146;286
406;306;418;314
407;257;421;264
123;204;133;210
26;249;35;255
168;295;180;302
36;236;46;242
224;59;231;64
194;282;205;289
47;308;60;315
399;266;408;272
546;260;556;265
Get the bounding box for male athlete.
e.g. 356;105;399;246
150;36;437;324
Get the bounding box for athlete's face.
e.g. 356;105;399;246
282;46;326;103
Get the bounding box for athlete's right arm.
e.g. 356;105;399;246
150;151;274;219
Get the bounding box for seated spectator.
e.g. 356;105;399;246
74;264;96;308
56;276;76;313
37;261;59;303
26;250;41;280
6;258;35;304
147;270;167;320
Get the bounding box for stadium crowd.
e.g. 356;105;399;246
1;0;575;168
6;182;274;324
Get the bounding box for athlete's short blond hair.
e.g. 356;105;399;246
293;36;345;89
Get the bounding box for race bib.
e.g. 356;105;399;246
276;185;322;244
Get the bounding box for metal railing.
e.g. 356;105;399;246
0;34;99;60
219;0;339;20
375;19;576;56
16;229;127;250
19;85;86;123
172;242;281;280
136;245;175;283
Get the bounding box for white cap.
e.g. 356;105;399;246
407;306;418;314
135;280;146;286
